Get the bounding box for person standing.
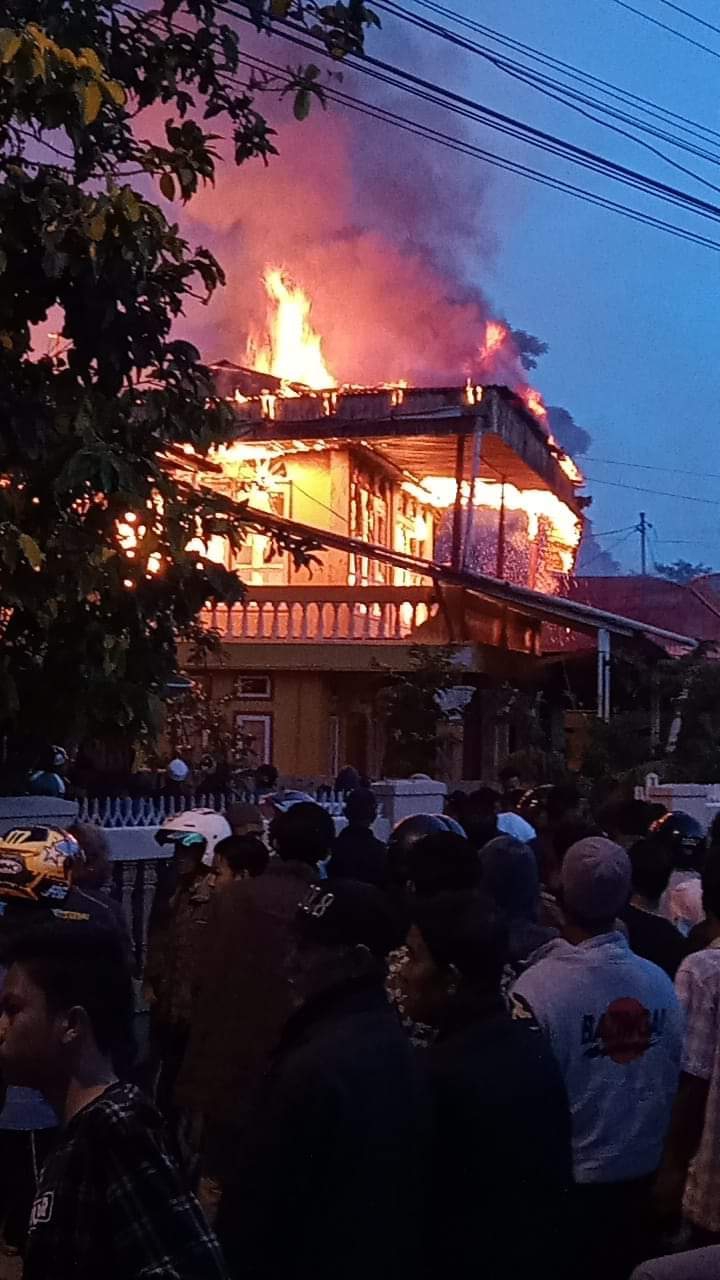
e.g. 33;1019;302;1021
0;924;227;1280
624;840;688;979
327;789;387;887
405;891;572;1279
216;880;425;1280
656;853;720;1246
512;837;683;1280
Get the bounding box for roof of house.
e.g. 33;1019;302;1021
548;575;720;654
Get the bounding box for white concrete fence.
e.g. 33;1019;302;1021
0;780;448;977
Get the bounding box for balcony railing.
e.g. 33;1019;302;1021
201;585;438;642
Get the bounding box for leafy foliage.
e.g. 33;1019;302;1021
378;645;463;778
0;0;375;759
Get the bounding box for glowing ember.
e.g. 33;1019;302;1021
250;268;336;390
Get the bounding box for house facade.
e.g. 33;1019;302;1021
178;371;588;780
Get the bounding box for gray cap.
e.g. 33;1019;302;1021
561;837;631;922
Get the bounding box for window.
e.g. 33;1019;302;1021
234;714;273;765
235;675;272;700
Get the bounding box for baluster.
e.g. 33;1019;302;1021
300;602;310;641
138;862;158;981
120;861;138;968
363;603;372;639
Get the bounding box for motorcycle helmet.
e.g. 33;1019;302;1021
649;811;707;869
154;808;232;868
0;826;83;905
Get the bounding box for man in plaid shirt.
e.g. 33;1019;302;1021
657;855;720;1245
0;922;227;1280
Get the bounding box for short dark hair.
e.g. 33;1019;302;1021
215;834;269;878
68;822;112;890
255;764;278;791
269;802;336;865
597;799;654;842
710;812;720;849
413;891;507;989
702;850;720;920
344;789;377;826
4;922;134;1057
554;819;603;866
409;832;479;897
546;783;581;823
468;787;501;817
628;839;672;903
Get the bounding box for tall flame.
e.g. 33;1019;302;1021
250;268;336;390
481;320;508;361
519;385;548;421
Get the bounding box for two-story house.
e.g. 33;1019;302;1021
174;364;589;780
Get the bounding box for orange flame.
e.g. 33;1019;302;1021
519;385;548;421
481;320;508;361
250;268;336;390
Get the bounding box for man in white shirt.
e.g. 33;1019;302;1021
512;837;683;1280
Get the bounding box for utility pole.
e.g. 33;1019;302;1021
639;512;648;576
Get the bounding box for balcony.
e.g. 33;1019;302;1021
202;585;439;643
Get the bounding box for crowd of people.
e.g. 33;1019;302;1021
0;778;720;1279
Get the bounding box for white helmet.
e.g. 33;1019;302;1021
155;808;231;868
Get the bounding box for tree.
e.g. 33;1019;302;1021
0;1;377;775
378;646;462;778
655;559;713;585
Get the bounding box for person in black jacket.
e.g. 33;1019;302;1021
404;891;574;1280
326;789;387;887
215;879;428;1280
624;839;688;978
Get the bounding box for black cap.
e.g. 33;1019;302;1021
296;880;400;959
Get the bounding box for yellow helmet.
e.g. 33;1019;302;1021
0;826;84;905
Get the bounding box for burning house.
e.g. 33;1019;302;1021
169;269;604;779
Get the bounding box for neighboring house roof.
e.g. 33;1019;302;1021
548;576;720;655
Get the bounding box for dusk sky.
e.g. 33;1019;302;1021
365;0;719;574
180;0;718;576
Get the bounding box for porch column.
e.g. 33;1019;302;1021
450;432;467;570
597;628;611;722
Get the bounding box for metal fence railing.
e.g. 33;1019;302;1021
78;789;347;828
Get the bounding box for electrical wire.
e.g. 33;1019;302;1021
405;0;720;147
580;526;636;568
373;0;720;196
584;474;720;504
114;2;720;250
236;7;720;226
607;0;720;58
655;0;720;37
584;455;720;480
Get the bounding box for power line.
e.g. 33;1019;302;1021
584;455;720;480
407;0;720;146
255;9;720;225
607;0;720;58
584;474;720;503
116;2;720;250
655;0;720;37
374;0;720;196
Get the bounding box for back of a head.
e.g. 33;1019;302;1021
225;802;263;835
69;822;111;890
215;833;269;878
413;890;508;991
255;764;279;792
546;782;581;824
409;831;479;897
650;811;707;872
560;837;631;930
629;838;673;904
468;786;501;818
709;811;720;850
554;818;603;866
479;835;538;921
335;766;362;794
270;801;335;865
702;849;720;921
3;920;134;1059
296;879;400;960
596;799;654;846
344;788;377;827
